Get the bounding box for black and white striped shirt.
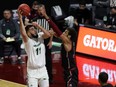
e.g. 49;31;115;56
32;16;50;31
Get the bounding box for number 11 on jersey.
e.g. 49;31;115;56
36;47;41;55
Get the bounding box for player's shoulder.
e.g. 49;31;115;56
25;38;33;44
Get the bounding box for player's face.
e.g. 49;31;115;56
63;29;69;37
29;26;38;38
3;10;12;20
37;6;46;17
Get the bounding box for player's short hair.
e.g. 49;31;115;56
111;6;116;10
25;25;33;32
67;28;77;42
38;4;45;8
98;72;108;83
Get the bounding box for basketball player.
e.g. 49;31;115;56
32;4;54;84
60;28;78;87
18;10;51;87
50;23;78;87
41;10;79;87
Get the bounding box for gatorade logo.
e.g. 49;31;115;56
76;26;116;60
83;35;116;52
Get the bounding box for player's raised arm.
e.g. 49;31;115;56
32;22;51;39
45;15;70;40
43;13;72;51
18;10;29;43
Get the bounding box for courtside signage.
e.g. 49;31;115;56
76;56;116;85
76;26;116;60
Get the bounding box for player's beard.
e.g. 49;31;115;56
31;34;38;38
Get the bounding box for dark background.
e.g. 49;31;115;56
0;0;92;19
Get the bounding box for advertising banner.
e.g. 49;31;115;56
76;26;116;60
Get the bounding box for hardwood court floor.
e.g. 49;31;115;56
0;79;26;87
0;55;100;87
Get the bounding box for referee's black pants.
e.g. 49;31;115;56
45;45;53;83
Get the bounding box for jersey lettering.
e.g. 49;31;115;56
36;47;41;55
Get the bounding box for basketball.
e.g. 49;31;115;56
18;3;31;16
